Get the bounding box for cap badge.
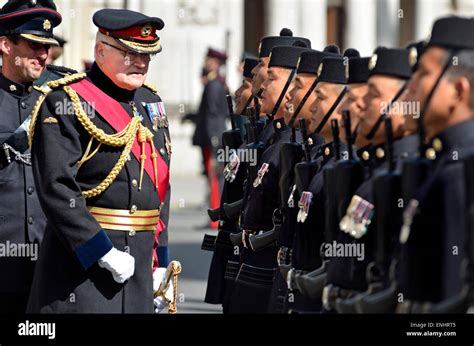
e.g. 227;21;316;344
368;54;378;70
30;0;37;5
43;19;52;31
409;47;418;67
317;62;323;78
258;42;262;55
141;24;152;38
345;63;350;80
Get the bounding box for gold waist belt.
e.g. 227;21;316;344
88;206;160;231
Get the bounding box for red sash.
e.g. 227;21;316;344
69;79;169;240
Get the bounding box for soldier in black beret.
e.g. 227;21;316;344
396;16;474;313
27;8;176;313
0;0;62;314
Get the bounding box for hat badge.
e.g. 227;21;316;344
141;24;152;38
345;63;350;80
43;19;52;31
30;0;37;5
317;62;323;77
296;57;301;70
409;47;418;67
368;54;377;70
258;42;262;55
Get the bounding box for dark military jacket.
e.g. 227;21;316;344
0;75;46;294
399;121;474;302
292;142;348;271
241;118;291;232
27;63;170;313
327;135;418;291
192;77;228;149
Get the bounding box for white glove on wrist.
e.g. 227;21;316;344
98;247;135;284
153;268;174;313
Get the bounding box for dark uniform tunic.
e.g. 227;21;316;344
229;118;291;313
399;121;474;303
27;63;169;313
326;135;418;303
0;75;47;314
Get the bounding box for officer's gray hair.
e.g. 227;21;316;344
94;32;115;59
444;50;474;109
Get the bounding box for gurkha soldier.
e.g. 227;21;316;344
228;44;310;313
323;48;414;313
203;57;258;313
267;47;340;313
396;16;474;313
281;53;348;313
251;29;311;145
292;49;372;305
0;0;63;314
27;9;173;313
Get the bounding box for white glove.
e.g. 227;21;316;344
153;268;174;313
98;247;135;284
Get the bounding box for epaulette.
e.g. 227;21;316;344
32;85;51;95
46;64;78;76
47;72;87;89
143;82;158;94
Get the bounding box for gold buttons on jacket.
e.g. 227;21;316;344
375;147;385;159
132;179;138;187
432;138;443;152
425;148;436;160
130;205;138;213
362;151;370;161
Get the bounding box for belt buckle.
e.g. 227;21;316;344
322;284;332;311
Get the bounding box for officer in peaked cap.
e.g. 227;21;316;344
0;0;62;314
27;8;175;313
397;16;474;313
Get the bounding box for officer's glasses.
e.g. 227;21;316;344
101;41;154;62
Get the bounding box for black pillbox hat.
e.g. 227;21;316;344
317;56;347;84
259;28;311;58
368;47;412;80
243;58;258;78
268;45;311;69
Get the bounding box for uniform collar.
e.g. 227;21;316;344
309;132;325;148
0;74;33;97
356;144;374;166
273;118;287;132
392;134;418;160
87;62;136;102
425;119;474;160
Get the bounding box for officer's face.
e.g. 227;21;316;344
0;37;49;82
234;77;253;115
283;73;317;127
260;67;292;117
406;47;466;140
359;76;405;144
251;57;269;96
308;82;344;136
96;40;150;90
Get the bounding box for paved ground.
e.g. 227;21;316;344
167;174;222;313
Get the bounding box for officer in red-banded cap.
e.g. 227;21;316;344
27;8;175;313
